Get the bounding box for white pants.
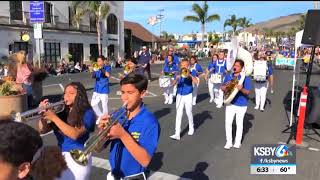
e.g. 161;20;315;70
254;82;268;109
192;82;199;105
208;81;215;100
175;93;194;135
173;84;177;97
91;92;109;118
213;83;224;106
62;152;92;180
225;105;247;146
163;85;174;103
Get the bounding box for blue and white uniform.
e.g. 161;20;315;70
254;61;273;111
190;63;203;105
207;60;216;103
108;103;160;179
212;59;227;107
223;74;251;148
91;65;111;123
164;55;180;66
56;109;96;180
162;63;179;104
170;76;194;140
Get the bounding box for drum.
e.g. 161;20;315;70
253;61;268;81
159;76;172;88
210;74;223;84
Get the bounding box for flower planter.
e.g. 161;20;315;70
0;93;28;120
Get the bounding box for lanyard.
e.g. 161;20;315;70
216;60;225;74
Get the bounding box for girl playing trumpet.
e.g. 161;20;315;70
160;55;179;104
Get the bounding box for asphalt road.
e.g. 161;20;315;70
29;60;320;180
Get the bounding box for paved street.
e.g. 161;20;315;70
30;60;320;180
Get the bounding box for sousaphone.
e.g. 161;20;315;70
224;37;253;104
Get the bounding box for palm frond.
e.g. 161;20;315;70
183;15;200;22
206;14;220;23
192;3;204;20
100;3;110;19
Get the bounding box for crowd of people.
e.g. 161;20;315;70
3;43;320;180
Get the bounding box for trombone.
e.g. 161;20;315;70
13;100;65;123
70;102;128;166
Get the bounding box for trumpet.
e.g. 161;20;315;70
70;102;128;166
89;62;100;72
13;100;65;123
123;64;132;75
180;67;190;78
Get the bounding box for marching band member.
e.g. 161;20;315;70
221;59;251;150
205;54;218;103
91;55;111;123
119;58;138;80
213;51;228;108
253;53;273;112
38;82;96;180
98;73;160;180
190;55;204;105
170;58;198;140
161;55;179;104
0;120;72;180
164;47;180;66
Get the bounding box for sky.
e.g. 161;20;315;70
124;1;315;36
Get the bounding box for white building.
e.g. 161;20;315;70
0;1;124;67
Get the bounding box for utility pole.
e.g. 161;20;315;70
157;9;164;39
314;1;319;9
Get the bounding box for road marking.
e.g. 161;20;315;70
147;90;157;97
152;72;161;76
43;84;62;88
110;76;121;81
91;156;190;180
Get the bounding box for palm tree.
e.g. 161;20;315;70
161;31;169;41
224;14;240;36
238;17;252;29
297;13;306;31
71;1;110;56
183;1;220;49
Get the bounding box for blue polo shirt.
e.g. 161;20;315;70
176;77;193;95
54;108;96;152
138;52;152;65
223;73;251;106
164;55;179;65
213;59;227;74
190;63;203;77
109;103;160;177
207;61;215;75
290;51;295;58
163;63;179;78
92;65;111;94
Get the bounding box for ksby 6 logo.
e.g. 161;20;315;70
275;145;292;158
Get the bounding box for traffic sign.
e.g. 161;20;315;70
30;1;45;23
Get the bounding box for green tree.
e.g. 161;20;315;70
238;17;252;29
208;32;213;42
183;1;220;49
211;34;221;45
224;14;240;36
297;13;306;31
71;1;110;56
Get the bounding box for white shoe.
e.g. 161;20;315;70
254;106;259;110
209;98;214;103
192;102;196;106
96;116;101;125
170;134;180;140
168;98;173;104
164;98;169;104
216;105;222;108
260;108;265;112
188;129;194;135
233;143;241;149
224;143;233;150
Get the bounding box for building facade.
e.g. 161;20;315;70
0;1;124;67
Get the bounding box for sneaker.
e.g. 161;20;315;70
170;134;180;140
164;99;168;104
168;99;173;104
260;109;265;112
224;143;233;150
209;98;214;103
233;143;241;149
192;102;196;106
188;129;194;135
254;106;259;110
216;105;222;108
